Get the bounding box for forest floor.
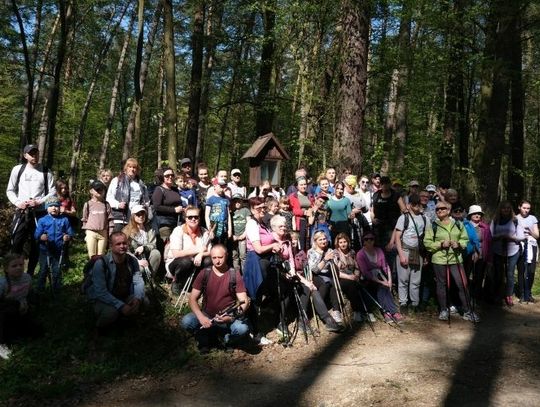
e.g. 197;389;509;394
70;301;540;407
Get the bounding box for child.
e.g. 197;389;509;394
82;180;112;258
205;179;232;245
263;197;279;227
309;194;332;247
231;195;251;272
0;254;42;359
176;173;198;208
279;196;295;231
34;197;74;292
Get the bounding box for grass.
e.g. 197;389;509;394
0;242;194;404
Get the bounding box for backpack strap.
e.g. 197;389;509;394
14;163;27;196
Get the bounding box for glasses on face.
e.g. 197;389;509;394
363;237;374;242
232;173;241;177
134;212;146;217
435;207;447;212
254;206;266;212
164;173;174;178
186;215;199;220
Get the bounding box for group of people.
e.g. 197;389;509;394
1;143;538;357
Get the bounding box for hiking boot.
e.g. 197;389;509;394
462;311;480;323
324;316;343;333
331;310;343;324
0;344;11;360
353;311;363;322
438;310;449;321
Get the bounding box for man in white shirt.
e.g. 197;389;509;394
6;144;55;275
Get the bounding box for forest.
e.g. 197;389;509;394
1;0;540;214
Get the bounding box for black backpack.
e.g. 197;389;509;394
200;267;237;307
81;255;109;294
14;163;49;196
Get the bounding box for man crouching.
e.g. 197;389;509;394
181;244;250;353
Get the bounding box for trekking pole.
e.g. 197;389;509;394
174;270;195;309
445;248;451;328
330;262;351;328
304;264;320;331
275;260;291;346
292;283;318;344
358;283;376;335
453;248;475;322
359;286;402;332
10;208;26;246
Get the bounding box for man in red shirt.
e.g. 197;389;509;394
181;244;250;353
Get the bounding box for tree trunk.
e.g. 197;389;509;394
332;0;370;176
255;0;276;137
476;0;514;213
123;1;161;160
11;0;35;149
45;0;72;169
184;0;206;162
69;2;131;191
507;2;525;205
100;12;135;170
157;58;165;167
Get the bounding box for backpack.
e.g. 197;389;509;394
81;255;109;295
200;267;237;308
402;212;428;257
432;219;463;241
14;163;49;196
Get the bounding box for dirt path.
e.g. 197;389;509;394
79;304;540;406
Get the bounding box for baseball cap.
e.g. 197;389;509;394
23;144;39;154
131;204;147;215
426;184;437;192
90;180;106;192
231;168;242;176
45;197;60;208
409;180;420;187
179;158;192;166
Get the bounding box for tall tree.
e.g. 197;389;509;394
162;0;178;168
184;0;206;161
45;0;72;169
255;0;276;137
332;0;370;175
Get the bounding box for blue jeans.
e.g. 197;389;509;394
37;251;61;292
181;312;249;347
493;252;520;298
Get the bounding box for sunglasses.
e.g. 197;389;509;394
232;173;241;177
163;173;174;178
186;215;199;220
435;207;447;212
253;206;266;211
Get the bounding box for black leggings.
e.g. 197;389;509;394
312;275;340;311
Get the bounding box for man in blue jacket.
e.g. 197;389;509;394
86;231;145;330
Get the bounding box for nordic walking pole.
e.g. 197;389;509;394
445;248;451;328
330;262;351;328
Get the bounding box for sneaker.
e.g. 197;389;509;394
0;344;11;360
392;313;405;324
449;305;459;315
364;313;377;322
383;312;394;323
353;311;363;322
439;310;449;321
527;296;536;304
257;335;273;346
505;296;514;306
324;316;343;333
463;311;480;323
331;310;343;324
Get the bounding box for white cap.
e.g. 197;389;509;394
426;184;437;192
231;168;242;176
131;204;147;215
467;205;484;218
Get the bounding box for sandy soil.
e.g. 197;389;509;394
76;302;540;407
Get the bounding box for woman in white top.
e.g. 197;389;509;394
516;200;539;303
490;201;525;306
166;206;212;295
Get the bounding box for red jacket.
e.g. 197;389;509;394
288;192;314;230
